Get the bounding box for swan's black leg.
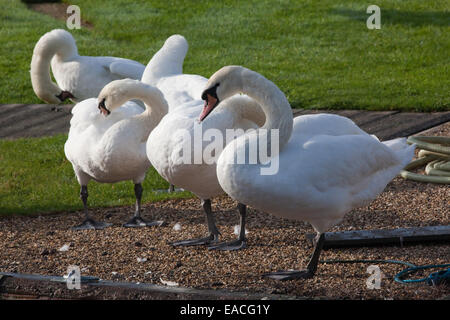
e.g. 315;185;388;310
72;185;112;230
123;183;164;227
208;203;247;251
263;233;325;280
171;199;220;247
168;184;175;193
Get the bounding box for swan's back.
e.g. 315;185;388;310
217;114;415;231
156;74;207;111
292;113;367;136
65;99;147;183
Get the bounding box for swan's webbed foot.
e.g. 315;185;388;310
123;216;164;228
207;203;247;251
171;233;219;247
263;233;325;281
72;218;112;231
262;269;314;281
207;238;247;251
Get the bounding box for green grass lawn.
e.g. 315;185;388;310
0;134;191;215
0;0;448;216
0;0;449;111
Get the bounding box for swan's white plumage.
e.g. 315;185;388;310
148;95;263;199
141;35;207;111
64;79;168;187
144;36;264;200
31;29;145;103
210;67;415;234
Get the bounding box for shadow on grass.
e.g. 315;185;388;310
331;8;450;27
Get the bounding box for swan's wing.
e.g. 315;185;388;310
283;132;403;207
107;59;145;80
69;99;143;137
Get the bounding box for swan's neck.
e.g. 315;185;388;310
127;85;169;141
30;30;79;103
240;70;293;150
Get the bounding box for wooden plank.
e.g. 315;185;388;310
367;112;450;140
1;104;449;140
0;104;73;138
307;225;450;249
0;272;302;300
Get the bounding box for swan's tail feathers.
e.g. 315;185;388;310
383;137;416;168
141;35;188;85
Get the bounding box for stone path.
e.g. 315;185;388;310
0;104;449;140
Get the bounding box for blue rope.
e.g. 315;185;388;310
320;259;450;286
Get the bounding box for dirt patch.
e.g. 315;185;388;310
0;176;448;300
25;1;93;29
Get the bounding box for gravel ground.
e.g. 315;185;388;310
0;123;448;300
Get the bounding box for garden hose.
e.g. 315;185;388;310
399;136;450;184
321;259;450;286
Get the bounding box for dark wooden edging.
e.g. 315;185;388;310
1;104;449;140
306;225;450;249
0;272;304;300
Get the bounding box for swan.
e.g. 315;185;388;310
145;37;265;248
141;34;207;111
31;29;145;104
64;78;168;230
199;66;415;279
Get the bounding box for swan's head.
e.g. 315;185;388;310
30;29;78;104
97;79;137;116
33;85;75;104
199;66;244;121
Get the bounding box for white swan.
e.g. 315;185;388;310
64;78;168;230
199;66;416;278
145;37;265;247
141;34;207;111
31;29;145;104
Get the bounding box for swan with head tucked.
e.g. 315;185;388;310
141;34;208;111
200;66;415;279
145;36;265;249
64;78;168;230
31;29;145;104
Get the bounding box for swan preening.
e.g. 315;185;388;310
64;78;168;229
145;36;265;248
31;29;145;104
200;66;415;279
141;34;209;111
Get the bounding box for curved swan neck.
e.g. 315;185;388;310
239;68;293;149
141;34;188;86
123;83;169;139
30;30;79;103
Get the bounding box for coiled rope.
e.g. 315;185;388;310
400;136;450;184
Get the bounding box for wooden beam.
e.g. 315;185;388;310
307;225;450;249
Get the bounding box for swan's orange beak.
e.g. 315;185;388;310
199;94;218;122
